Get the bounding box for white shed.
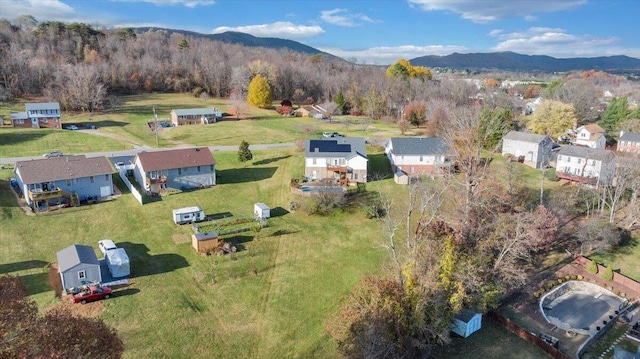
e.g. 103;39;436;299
254;203;270;219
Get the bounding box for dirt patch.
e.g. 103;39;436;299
48;263;63;298
172;233;190;244
46;297;106;318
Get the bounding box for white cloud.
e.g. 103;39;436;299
408;0;586;23
1;0;75;21
319;44;469;65
109;0;215;7
489;27;640;58
211;22;324;39
320;8;379;27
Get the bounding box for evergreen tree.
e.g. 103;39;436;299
335;90;346;115
600;97;631;137
237;140;253;167
247;74;272;108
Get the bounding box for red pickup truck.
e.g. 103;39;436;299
70;285;112;304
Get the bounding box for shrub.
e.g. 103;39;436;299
577;275;583;280
539;288;546;293
587;260;598;275
565;275;571;281
571;275;577;280
534;291;540;298
602;266;614;281
547;282;555;290
557;278;563;284
621;292;626;298
192;87;205;97
614;290;621;296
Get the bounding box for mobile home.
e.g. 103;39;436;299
172;206;205;224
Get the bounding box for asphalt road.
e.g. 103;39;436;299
0;142;296;166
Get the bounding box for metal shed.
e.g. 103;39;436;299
56;244;102;293
254;202;270;219
451;309;482;338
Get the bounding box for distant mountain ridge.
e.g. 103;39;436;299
132;27;640;72
409;52;640;73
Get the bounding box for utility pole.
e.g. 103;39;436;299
153;106;158;147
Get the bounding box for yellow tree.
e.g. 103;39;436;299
247;74;272;108
529;99;577;139
385;59;432;81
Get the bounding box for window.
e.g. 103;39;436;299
90;176;94;183
105;174;109;181
591;160;596;165
312;158;317;165
78;270;86;279
17;119;24;124
197;166;201;172
178;168;182;175
354;173;358;180
210;165;214;171
42;118;47;123
577;159;581;164
557;155;562;161
419;156;423;162
66;179;71;186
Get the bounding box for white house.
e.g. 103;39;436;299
502;131;554;169
617;131;640;155
385;137;451;177
556;145;616;186
304;137;367;185
575;124;606;149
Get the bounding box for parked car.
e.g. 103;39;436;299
70;285;112;304
98;239;117;255
43;151;63;158
66;125;79;130
330;132;344;137
322;132;332;138
322;132;344;138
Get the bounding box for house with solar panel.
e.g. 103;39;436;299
304;137;367;185
385;137;452;183
132;147;216;194
170;107;222;126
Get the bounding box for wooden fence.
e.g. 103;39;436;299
574;255;640;294
487;311;571;359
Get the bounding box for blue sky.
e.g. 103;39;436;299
2;0;639;64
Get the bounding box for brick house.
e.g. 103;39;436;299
11;102;61;129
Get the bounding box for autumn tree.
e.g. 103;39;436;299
529;99;577;139
548;78;601;125
385;59;432;81
247;74;272;108
0;275;123;358
403;100;427;127
229;86;247;119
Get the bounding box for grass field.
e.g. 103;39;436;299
2;92;622;358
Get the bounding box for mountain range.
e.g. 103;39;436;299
133;27;640;73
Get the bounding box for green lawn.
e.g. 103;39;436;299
591;232;640;281
0;148;390;359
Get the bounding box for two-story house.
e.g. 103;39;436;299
10;102;61;129
385;137;451;177
501;131;554;169
575;124;606;149
304;137;367;185
13;155;114;211
617;131;640;155
556;145;616;186
133;147;216;194
170;108;222;126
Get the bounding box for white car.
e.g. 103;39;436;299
98;239;117;255
66;125;79;130
43;151;63;158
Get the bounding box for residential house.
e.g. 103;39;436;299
294;106;312;117
170;108;222;126
133;147;216;194
294;105;327;119
385;137;451;179
556;145;616;186
304;137;367;185
57;244;101;293
523;97;543;115
10;102;61;129
617;131;640;154
501;131;554;169
575;123;606;149
13;155;114;211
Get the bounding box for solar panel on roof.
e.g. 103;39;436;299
309;140;351;153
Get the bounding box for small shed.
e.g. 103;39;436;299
451;309;482;338
192;231;221;253
57;244;102;293
254;202;270;219
172;206;205;224
394;169;409;185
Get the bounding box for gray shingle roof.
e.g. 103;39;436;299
25;102;60;111
57;244;99;272
620;132;640;143
305;137;367;159
136;147;215;172
557;145;615;161
503;131;550;144
14;155;114;184
171;108;218;116
389;137;449;155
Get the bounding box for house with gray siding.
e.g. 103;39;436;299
385;137;451;178
170;108;222;126
13;155;114;211
57;244;101;293
556;145;616;186
133;147;216;194
501;131;554;169
304;137;367;185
